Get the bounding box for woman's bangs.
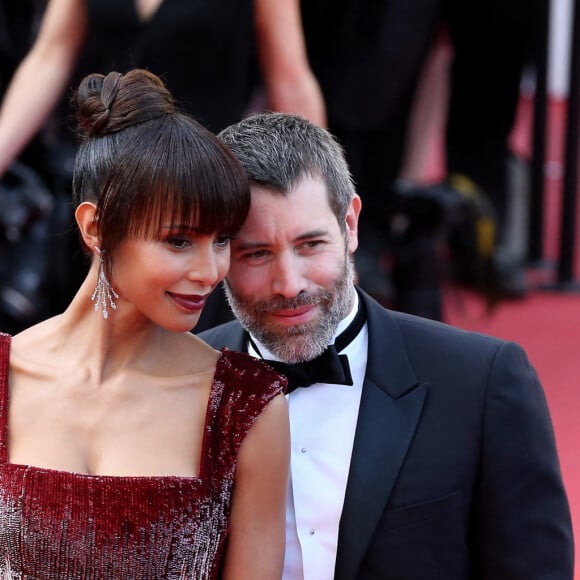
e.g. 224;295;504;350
124;166;248;239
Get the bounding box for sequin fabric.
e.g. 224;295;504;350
0;334;285;579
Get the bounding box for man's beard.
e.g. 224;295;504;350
224;255;355;363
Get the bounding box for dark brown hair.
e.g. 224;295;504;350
72;69;250;261
219;113;355;232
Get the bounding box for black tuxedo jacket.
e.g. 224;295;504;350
199;289;574;579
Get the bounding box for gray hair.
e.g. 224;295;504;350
219;112;356;228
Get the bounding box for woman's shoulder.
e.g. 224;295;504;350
7;317;61;364
10;315;62;347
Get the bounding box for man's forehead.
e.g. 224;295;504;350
250;176;330;203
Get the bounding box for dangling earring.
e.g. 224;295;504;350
91;248;119;319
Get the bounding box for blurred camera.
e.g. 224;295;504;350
0;160;54;244
0;161;55;330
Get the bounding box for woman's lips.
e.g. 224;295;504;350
168;292;208;312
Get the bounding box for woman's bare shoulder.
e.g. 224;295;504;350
10;316;64;362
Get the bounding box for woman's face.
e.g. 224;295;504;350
110;224;231;332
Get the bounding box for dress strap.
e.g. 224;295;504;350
0;334;11;463
199;348;286;480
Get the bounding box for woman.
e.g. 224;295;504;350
0;69;289;579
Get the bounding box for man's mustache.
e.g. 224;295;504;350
252;290;333;314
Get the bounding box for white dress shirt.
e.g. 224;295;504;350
249;294;368;580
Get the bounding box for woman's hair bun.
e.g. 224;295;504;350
75;69;176;137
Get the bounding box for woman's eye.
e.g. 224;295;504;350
214;236;231;248
167;236;191;249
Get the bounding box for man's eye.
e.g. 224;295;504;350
244;249;268;260
301;240;324;250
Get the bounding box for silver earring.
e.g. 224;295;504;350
91;249;119;319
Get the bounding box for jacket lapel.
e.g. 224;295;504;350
334;291;427;580
198;320;247;352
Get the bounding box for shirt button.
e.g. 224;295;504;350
309;529;315;535
301;448;307;453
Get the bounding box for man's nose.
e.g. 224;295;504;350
271;252;307;298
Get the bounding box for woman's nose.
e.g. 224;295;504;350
188;243;222;286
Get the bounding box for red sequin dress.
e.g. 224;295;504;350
0;333;285;579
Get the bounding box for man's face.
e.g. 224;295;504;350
225;177;361;363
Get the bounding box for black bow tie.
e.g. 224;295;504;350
251;301;366;394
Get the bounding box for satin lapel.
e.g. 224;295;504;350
335;379;426;580
334;290;427;580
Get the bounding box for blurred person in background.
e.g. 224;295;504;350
0;0;325;333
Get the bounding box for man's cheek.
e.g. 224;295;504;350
228;268;261;298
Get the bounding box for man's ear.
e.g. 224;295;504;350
75;202;99;252
345;194;362;254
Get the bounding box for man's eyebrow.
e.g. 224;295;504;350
233;240;268;251
295;229;329;241
234;229;329;250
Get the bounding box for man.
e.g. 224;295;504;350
200;112;573;579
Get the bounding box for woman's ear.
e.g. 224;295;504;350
75;202;99;252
